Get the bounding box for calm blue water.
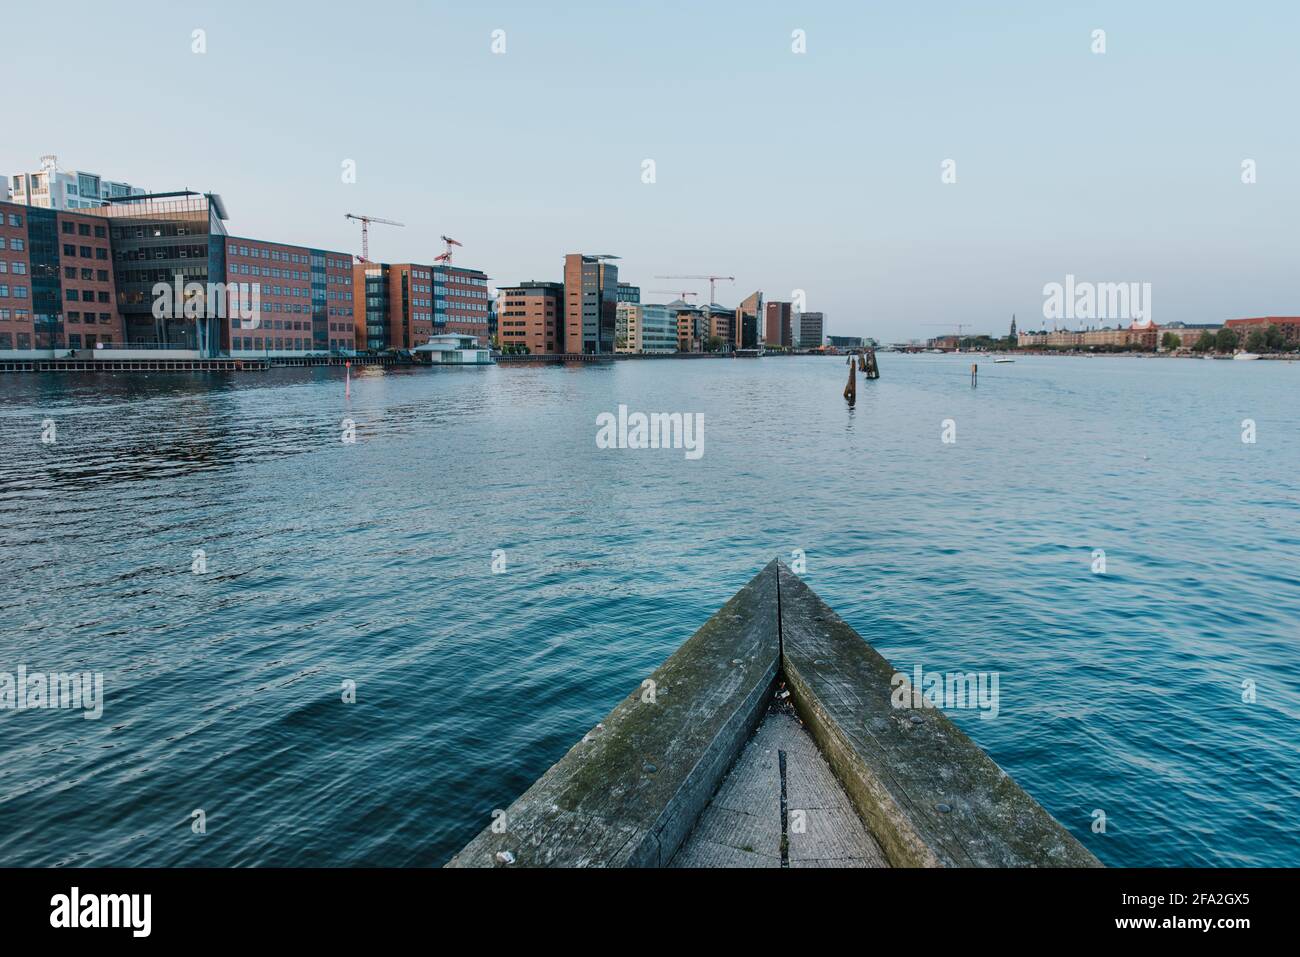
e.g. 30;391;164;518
0;355;1297;867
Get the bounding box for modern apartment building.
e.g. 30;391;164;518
617;282;640;303
563;253;620;353
10;156;145;210
764;301;793;348
616;302;676;353
498;281;563;354
433;264;490;343
224;238;354;356
794;311;825;348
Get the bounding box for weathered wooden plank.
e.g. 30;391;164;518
447;560;781;867
778;561;1100;867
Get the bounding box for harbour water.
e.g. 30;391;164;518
0;355;1296;867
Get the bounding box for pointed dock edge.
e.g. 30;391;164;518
447;560;782;867
777;562;1098;867
447;560;1101;868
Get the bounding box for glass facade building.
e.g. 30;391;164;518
91;192;229;355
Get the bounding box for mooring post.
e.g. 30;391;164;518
970;362;978;387
865;348;879;379
857;351;867;372
844;356;857;404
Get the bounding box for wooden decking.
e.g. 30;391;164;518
672;705;888;868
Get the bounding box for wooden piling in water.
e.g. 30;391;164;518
864;348;880;379
844;357;857;404
971;362;978;386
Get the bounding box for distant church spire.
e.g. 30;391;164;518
1009;314;1017;338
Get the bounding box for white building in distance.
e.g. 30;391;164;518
10;155;145;210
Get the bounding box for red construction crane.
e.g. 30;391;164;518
345;213;404;263
655;274;735;305
434;235;463;266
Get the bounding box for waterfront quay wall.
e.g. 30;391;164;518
448;560;1099;868
0;354;412;374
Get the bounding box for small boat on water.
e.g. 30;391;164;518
993;356;1015;363
1233;352;1261;361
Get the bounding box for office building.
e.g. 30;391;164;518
705;303;733;348
828;335;864;349
794;311;825;349
765;301;793;348
498;281;563;354
675;304;708;352
354;262;440;352
225;238;354;356
616;301;675;353
563;253;620;353
89;191;228;354
735;291;762;349
433;263;490;343
1;198;126;355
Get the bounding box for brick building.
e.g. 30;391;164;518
1225;316;1300;346
224;237;354;356
0;199;124;354
433;264;490;343
764;301;792;348
498;281;562;353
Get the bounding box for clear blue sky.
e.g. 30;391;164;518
4;0;1296;341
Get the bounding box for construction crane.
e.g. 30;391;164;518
655;274;735;305
434;235;463;267
345;213;404;263
648;290;700;303
924;323;971;336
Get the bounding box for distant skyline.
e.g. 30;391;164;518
5;0;1297;341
